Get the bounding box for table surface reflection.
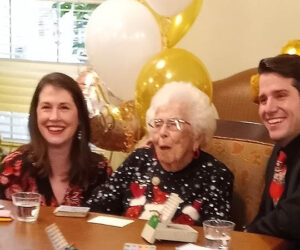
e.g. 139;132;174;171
0;200;287;250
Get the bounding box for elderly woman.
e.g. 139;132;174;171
86;82;233;225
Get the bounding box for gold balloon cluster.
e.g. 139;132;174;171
250;40;300;104
135;0;212;127
85;0;212;152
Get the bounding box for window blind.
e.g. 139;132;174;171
0;59;80;113
0;0;103;113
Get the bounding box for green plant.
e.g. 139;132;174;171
52;2;99;58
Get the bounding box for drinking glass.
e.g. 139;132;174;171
203;219;235;249
12;192;41;222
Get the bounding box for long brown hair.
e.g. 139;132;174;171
21;72;96;188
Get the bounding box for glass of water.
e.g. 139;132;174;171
12;192;41;222
203;219;235;249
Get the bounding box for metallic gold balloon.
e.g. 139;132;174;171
76;70;143;152
250;73;259;104
162;0;203;48
139;0;203;48
135;47;212;126
281;40;300;55
76;69;124;117
90;100;144;153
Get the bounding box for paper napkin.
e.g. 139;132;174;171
88;216;134;227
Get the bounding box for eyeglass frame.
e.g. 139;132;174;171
147;118;191;131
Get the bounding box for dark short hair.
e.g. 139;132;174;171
25;72;95;187
258;54;300;93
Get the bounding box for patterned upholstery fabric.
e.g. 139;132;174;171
213;68;260;123
204;136;274;230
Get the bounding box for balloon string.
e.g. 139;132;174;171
96;81;110;104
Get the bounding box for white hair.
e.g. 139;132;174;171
146;81;218;147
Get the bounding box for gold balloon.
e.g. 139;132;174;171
250;73;259;104
163;0;203;48
281;40;300;55
139;0;203;48
90;100;144;153
76;70;143;152
135;47;212;127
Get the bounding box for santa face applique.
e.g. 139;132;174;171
125;182;147;218
139;177;168;220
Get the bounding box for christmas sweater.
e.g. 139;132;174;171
86;147;233;226
0;150;112;206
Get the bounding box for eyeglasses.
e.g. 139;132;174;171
147;118;191;131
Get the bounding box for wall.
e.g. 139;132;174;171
178;0;300;80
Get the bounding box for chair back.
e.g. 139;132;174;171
213;68;260;123
203;120;273;230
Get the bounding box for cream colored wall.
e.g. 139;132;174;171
178;0;300;81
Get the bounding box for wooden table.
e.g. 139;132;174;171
0;200;287;250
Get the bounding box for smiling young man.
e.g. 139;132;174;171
247;54;300;249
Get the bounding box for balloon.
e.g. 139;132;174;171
145;0;193;17
76;69;108;118
76;69;123;118
135;48;212;126
250;73;260;104
76;70;144;152
145;0;203;48
90;100;144;153
86;0;162;100
281;40;300;55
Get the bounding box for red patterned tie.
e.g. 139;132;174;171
269;151;287;206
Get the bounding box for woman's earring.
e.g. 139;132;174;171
193;148;200;159
77;130;82;140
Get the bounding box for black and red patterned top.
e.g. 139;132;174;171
85;147;233;226
0;150;112;207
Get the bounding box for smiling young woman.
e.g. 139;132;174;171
0;72;112;206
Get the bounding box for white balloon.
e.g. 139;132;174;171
86;0;162;100
145;0;193;17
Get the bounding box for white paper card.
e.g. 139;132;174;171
55;205;90;213
176;243;211;250
88;216;134;227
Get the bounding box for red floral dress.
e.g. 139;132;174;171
0;150;112;206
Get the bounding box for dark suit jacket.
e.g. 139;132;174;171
247;134;300;249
